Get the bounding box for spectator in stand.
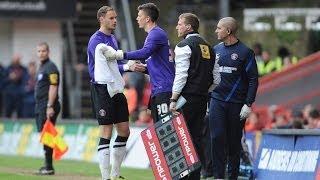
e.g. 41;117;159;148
278;46;290;61
23;61;37;118
253;43;263;63
289;109;304;129
272;114;288;129
303;104;314;125
274;109;304;129
245;112;262;132
261;50;271;62
307;109;320;129
3;54;28;118
291;119;304;129
278;46;292;69
258;50;272;76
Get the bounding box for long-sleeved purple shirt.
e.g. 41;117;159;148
87;31;126;83
124;26;175;96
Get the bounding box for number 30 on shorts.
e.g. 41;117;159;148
157;103;168;115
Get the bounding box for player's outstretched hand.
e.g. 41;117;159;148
129;61;146;72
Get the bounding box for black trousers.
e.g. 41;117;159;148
201;114;213;177
180;94;207;180
209;99;243;179
35;102;60;168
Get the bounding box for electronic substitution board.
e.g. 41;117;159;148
141;114;201;180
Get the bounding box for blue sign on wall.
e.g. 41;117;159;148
254;134;320;180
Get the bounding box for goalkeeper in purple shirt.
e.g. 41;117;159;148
104;3;175;122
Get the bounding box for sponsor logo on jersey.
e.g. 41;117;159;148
216;53;220;62
219;66;237;73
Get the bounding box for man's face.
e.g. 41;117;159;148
176;18;189;38
11;54;21;65
136;10;148;29
100;10;117;30
37;45;49;62
215;21;229;41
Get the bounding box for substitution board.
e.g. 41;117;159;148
141;114;201;180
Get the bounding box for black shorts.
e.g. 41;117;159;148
35;102;60;132
91;84;129;125
149;92;171;123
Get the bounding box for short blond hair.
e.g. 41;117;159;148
179;13;200;31
97;6;114;22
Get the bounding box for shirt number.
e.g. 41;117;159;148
157;103;168;116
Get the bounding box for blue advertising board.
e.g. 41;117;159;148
254;133;320;180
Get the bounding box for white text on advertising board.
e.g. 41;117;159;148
258;148;319;172
178;126;194;163
146;129;168;180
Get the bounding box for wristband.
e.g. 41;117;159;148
170;98;177;103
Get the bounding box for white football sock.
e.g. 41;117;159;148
98;138;110;180
111;136;128;177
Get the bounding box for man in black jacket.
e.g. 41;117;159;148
169;13;215;180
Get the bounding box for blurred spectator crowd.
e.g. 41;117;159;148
253;43;299;77
245;104;320;131
0;54;37;119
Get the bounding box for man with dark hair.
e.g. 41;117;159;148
137;3;159;22
169;13;215;180
102;3;175;123
308;109;320;129
34;42;60;175
209;17;259;179
87;6;134;180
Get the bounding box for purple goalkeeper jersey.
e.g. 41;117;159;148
124;26;175;96
87;31;126;83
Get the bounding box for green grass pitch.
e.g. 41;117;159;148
0;155;154;180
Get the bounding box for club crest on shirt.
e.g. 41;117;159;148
99;109;106;117
37;73;43;81
231;53;238;60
